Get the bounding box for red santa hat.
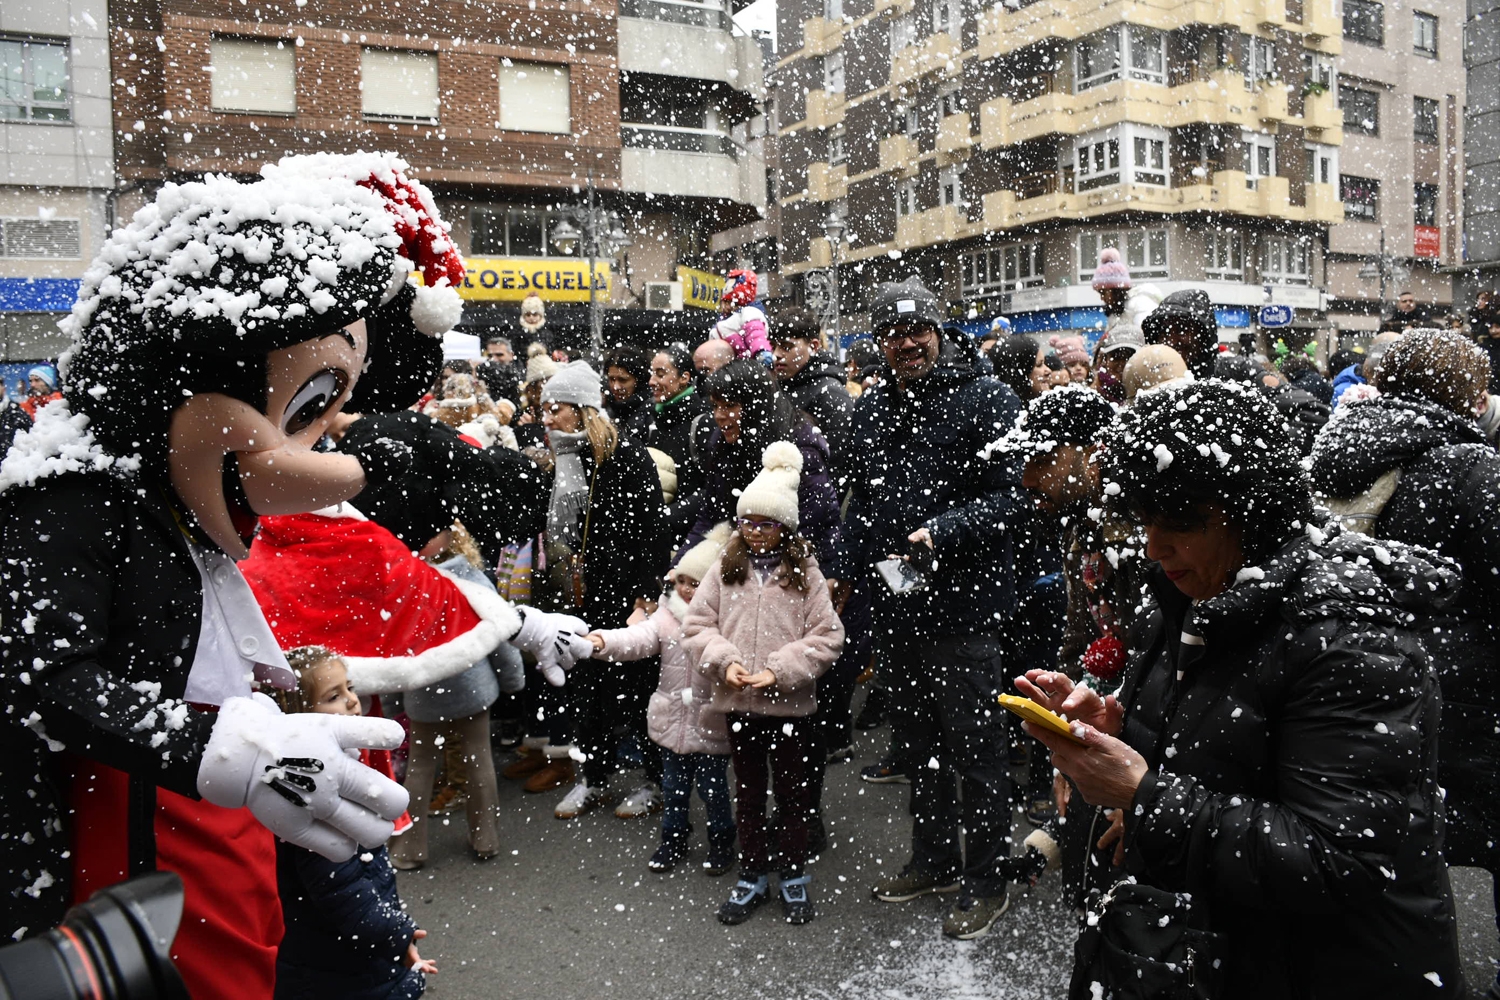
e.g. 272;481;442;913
239;511;519;695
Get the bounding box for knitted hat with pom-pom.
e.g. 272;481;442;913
736;441;804;531
1091;247;1133;291
673;521;735;583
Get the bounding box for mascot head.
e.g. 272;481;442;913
58;152;464;559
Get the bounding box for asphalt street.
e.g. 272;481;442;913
397;695;1498;1000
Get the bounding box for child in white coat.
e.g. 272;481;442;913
586;524;737;874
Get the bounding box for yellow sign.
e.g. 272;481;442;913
677;266;725;311
458;258;611;303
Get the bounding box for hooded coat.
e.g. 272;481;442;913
837;330;1026;637
1309;395;1500;871
779;353;854;472
1110;527;1463;999
1142;289;1218;379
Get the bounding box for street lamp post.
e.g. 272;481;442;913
822;212;845;353
550;168;632;358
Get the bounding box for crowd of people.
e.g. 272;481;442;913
3;159;1498;998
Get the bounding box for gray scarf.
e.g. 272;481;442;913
547;430;590;556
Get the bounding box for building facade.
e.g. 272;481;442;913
108;0;766;351
774;0;1352;341
0;0;113;388
1460;0;1500;304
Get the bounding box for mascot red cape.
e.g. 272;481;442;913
0;152;590;997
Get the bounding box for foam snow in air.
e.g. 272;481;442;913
0;400;139;495
1153;444;1174;471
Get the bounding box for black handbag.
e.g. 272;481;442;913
1068;876;1227;1000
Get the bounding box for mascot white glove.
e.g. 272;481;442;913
510;606;594;686
197;693;410;861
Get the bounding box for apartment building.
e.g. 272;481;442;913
108;0;766;350
711;34;786;302
0;0;113;385
1460;0;1500;305
774;0;1353;340
1324;0;1465;328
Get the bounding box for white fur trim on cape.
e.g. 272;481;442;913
410;283;464;336
341;569;521;695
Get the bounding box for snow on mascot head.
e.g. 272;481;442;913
57;152;464;558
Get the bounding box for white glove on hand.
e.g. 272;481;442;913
197;693;410;861
510;606;594;686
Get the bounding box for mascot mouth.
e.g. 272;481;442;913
221;456;263;546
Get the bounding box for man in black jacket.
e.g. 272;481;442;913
830;277;1027;940
770;308;854;473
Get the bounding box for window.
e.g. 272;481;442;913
1414;182;1439;226
824;50;844;93
1244;130;1276;189
961;242;1045;297
210;38;296;114
361;49;438;120
1343;0;1384;45
0;217;81;257
1341;174;1380;221
1413;96;1439;144
1076;25;1166;90
498;61;571;133
1260;234;1312;285
1303;52;1336;90
1078;230;1169;282
0;36;69;121
939;165;963;207
932;0;961;36
1305;142;1339;185
1247;36;1277;85
1413;11;1438;57
828;127;846;167
900;104;919;136
891;15;915;52
1072;124;1167;190
471;207;571;257
1339;84;1379;135
939;88;963;118
1203;230;1244;281
896;178;916;217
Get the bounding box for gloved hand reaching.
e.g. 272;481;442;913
509;606;594;686
197;693;410;861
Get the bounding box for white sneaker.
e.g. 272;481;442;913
555;782;603;820
614;783;663;819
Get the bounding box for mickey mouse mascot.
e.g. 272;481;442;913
0;153;590;996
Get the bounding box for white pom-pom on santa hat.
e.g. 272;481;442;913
410;282;465;337
736;440;804;532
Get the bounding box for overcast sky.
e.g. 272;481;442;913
735;0;777;50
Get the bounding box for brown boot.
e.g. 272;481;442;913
502;747;549;781
524;758;575;794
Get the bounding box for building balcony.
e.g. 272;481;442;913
805;89;846;129
891;33;960;88
937;113;974;162
621;124;761;204
618;0;764;96
1301;88;1343;141
807;161;848;202
878;133;918;176
975;170;1333;227
1306;181;1345;224
800;16;844;56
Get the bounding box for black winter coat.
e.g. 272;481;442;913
1309;395;1500;870
837;335;1025;638
336;410;547;565
606;391;654;444
643;389;712;544
0;472;214;935
1113;529;1463;999
275;841;424;999
780;354;853;473
568;435;669;626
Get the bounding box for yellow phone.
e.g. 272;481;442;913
997;694;1086;744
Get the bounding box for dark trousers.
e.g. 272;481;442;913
807;585;872;812
885;633;1013;898
660;750;734;839
727;713;815;877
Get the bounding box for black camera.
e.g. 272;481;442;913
0;871;188;1000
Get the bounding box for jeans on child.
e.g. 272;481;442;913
660;749;734;838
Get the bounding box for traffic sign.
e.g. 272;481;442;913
1258;304;1294;328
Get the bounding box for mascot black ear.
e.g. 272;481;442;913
348;282;442;413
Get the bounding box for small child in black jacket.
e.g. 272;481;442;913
274;646;437;1000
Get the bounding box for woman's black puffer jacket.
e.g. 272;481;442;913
1309;395;1500;872
1111;526;1464;999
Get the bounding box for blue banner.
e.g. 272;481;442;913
0;277;81;312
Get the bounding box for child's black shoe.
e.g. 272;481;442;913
780;874;814;924
648;828;691;872
717;875;768;925
703;828;736;876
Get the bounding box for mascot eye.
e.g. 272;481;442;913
281;370;347;435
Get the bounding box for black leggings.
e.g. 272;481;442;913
727;713;816;877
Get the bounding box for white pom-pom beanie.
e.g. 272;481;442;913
736;441;804;532
673;521;734;583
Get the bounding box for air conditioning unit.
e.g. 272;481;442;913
645;281;684;311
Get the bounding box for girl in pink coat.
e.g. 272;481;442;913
586;523;737;875
680;442;845;927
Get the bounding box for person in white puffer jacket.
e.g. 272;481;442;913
587;522;737;875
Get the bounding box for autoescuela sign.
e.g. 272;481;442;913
677;266;726;310
457;258;611;303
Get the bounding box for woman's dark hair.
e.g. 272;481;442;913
719;531;814;593
1327;349;1362;377
1100;378;1314;565
604;344;651;390
1213;354;1263;385
702;359;805;494
655;343;694;377
988;335;1042;401
1277;353;1320;379
772;308;822;345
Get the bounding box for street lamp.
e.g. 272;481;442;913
550;168;633;358
822;211;845;352
1357;228;1408;319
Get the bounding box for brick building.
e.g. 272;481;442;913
773;0;1365;341
108;0;766;350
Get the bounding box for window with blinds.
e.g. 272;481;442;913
498;61;571;134
210;38;296;113
361;49;439;120
0;218;81;258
